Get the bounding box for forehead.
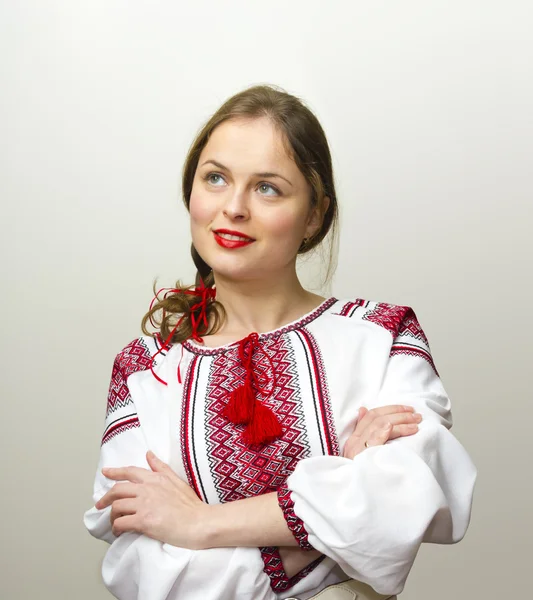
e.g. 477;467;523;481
200;117;295;172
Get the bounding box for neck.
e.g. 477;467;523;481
211;266;326;336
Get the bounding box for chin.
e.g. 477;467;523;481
210;262;260;282
195;240;289;281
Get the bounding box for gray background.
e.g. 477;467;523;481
2;1;531;598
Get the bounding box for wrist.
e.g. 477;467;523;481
197;503;223;549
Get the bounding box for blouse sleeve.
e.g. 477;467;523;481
276;308;477;596
83;345;276;600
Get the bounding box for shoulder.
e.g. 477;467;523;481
331;297;437;374
104;335;168;423
330;298;429;345
112;334;167;376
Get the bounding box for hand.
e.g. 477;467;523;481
342;405;422;459
95;451;209;549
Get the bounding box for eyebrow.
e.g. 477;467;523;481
200;159;293;187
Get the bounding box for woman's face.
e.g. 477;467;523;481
189;117;321;282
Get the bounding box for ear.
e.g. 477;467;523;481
305;196;330;238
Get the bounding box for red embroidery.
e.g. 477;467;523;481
391;345;438;373
362;302;410;337
259;546;325;593
333;298;366;317
181;297;338;356
102;338;153;445
204;335;311;502
397;308;429;346
297;328;340;457
277;483;313;550
102;417;140;445
105;338;153;416
180;355;206;500
391;308;439;375
178;303;340;591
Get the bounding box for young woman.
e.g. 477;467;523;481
84;84;476;600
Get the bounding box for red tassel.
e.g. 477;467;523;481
222;331;283;445
223;379;255;424
241;401;283;446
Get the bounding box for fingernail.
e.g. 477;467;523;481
414;413;423;422
403;406;414;411
383;422;392;430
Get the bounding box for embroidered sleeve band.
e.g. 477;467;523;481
277;482;314;551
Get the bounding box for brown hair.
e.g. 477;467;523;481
141;83;339;345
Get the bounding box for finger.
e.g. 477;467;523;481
110;498;137;525
387;423;419;440
355;404;415;433
373;412;422;429
365;423;392;448
146;450;172;474
95;482;138;510
370;405;416;416
102;465;151;483
356;406;368;425
358;411;422;439
112;514;139;537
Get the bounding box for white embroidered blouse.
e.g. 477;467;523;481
83;297;477;600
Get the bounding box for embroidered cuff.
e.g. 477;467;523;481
259;546;325;593
277;482;314;551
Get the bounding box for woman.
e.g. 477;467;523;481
84;84;477;600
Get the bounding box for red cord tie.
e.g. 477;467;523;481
148;281;216;385
147;284;282;445
222;332;283;446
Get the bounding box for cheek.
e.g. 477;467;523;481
189;190;214;226
265;208;308;243
189;191;217;254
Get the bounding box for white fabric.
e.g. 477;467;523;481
83;298;477;599
83;347;277;600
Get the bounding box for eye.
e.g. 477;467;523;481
204;172;226;186
258;182;280;197
203;172;281;196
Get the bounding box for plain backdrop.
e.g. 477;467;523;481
1;1;532;599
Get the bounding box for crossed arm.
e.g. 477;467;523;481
96;404;421;566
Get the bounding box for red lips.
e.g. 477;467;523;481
213;229;255;249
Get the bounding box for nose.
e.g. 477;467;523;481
222;189;250;221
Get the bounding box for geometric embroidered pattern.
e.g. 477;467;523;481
201;334;319;593
259;545;326;593
277;482;313;550
337;301;439;375
297;328;340;457
260;482;324;592
391;308;439;375
105;337;153;416
102;415;140;445
391;345;439;375
204;334;311;503
333;298;366;318
178;299;442;593
101;337;155;446
182;297;338;357
362;302;411;337
180;354;206;499
396;307;429;346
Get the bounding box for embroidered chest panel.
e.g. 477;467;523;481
179;328;339;504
